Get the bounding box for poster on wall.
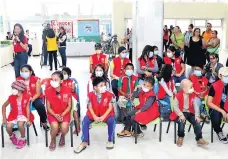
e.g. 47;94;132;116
50;20;73;39
77;19;100;43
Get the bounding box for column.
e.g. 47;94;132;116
112;0;125;40
132;0;164;65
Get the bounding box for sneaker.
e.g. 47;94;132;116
16;139;26;149
197;139;209;147
177;137;184;147
117;130;132;137
217;132;228;144
10;133;18;145
106;142;114;149
132;132;144;138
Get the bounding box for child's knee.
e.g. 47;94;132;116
17;121;25;128
6;123;13;129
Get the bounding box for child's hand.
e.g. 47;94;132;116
94;116;100;122
27;121;32;127
195;116;201;123
179;115;186;122
55;114;63;122
99;116;106;122
127;93;133;99
2;118;7;125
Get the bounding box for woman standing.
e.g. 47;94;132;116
187;28;206;67
163;25;170;53
171;26;184;57
57;27;67;67
46;29;58;71
13;24;28;78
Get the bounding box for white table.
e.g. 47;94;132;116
66;42;95;57
0;45;14;67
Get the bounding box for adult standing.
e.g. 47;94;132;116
163;25;170;53
171;26;185;58
57;27;67;67
187;28;206;67
42;24;50;66
184;24;193;63
12;23;28;78
202;23;212;44
26;30;32;57
127;30;133;61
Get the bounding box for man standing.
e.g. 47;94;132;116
26;30;32;57
202;23;212;44
42;23;50;66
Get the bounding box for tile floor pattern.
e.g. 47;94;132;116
0;56;227;159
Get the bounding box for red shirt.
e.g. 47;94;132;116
13;36;28;53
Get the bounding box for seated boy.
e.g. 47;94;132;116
189;65;209;122
74;77;115;154
170;79;209;147
117;63;138;116
117;77;159;137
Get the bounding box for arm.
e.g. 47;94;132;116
58;35;67;43
88;79;93;93
207;96;225;113
32;80;41;102
88;103;97;119
46;100;56;116
179;63;185;75
105;56;109;73
26;101;31;122
147;60;159;72
89;56;93;73
136;60;145;74
2;100;10;121
110;61;118;79
140;96;156;112
212;38;220;47
61;97;72;117
101;102;113;119
159;79;173;97
173;97;184;116
193;98;200;117
19;41;28;51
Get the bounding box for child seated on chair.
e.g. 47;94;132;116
189;65;209;122
117;77;159;137
46;71;72;151
62;67;81;134
117;63;138;116
2;80;34;149
74;77;115;154
170;79;208;147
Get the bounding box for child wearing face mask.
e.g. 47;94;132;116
163;46;185;83
74;77;116;153
2;80;34;149
117;63;139;117
62;67;81;134
17;64;49;130
170;79;208;147
88;64;110;94
46;71;72;151
152;46;163;73
189;65;209;122
89;43;108;73
117;77;159;137
207;67;228;144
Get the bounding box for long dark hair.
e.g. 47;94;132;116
20;64;35;76
158;64;173;83
193;28;201;38
59;27;66;35
140;45;153;62
91;64;109;82
14;23;25;42
47;28;56;38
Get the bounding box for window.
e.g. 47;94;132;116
176;19;191;33
208;20;222;27
193;20;206;27
164;19;176;28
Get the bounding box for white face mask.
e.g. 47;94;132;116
12;89;19;95
142;86;150;93
167;52;173;58
188;88;194;94
99;86;107;94
149;52;154;58
63;74;69;80
50;80;60;88
95;71;104;77
20;72;30;79
154;50;159;55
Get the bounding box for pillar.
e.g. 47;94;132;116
132;0;164;65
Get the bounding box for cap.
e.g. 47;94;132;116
95;43;102;50
170;25;174;30
118;46;126;54
11;80;27;92
219;67;228;76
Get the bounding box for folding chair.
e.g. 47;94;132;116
1;103;38;147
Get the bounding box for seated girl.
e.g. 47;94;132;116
117;77;159;137
74;77;115;153
2;80;34;149
152;46;163;73
17;64;49;130
88;64;110;94
46;71;72;151
62;67;81;134
163;46;185;83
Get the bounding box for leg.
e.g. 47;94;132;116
59;47;64;66
111;80;118;99
14;54;20;78
187;113;202;141
59;122;69;147
6;123;14;136
49;122;58;150
43;43;48;65
177;117;186;142
18;121;26;138
106;116;115;142
62;47;67;66
48;52;53;70
16;121;27;149
53;51;58;70
19;52;28;68
209;109;222;134
73;110;80;135
32;99;47;124
81;116;93;144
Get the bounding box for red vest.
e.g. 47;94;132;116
157;79;175;100
17;76;43;98
134;90;160;125
138;57;155;78
62;79;79;100
170;91;195;120
41;78;51;90
91;53;106;72
211;80;228;112
113;57;131;77
45;85;72;116
86;91;114;121
163;56;182;74
7;92;34;122
189;75;208;97
119;75;137;96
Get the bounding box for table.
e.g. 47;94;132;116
0;45;14;67
66;42;95;56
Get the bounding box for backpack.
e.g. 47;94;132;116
158;99;171;121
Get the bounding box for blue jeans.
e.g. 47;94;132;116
32;98;47;123
42;43;48;65
59;47;67;66
209;109;222;134
173;75;186;83
14;52;28;78
195;97;207;115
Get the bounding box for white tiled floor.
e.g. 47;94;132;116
0;56;228;159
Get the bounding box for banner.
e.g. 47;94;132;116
77;19;100;42
50;20;73;39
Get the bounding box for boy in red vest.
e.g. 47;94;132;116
117;63;139;116
163;46;185;83
2;80;34;149
110;46;131;98
89;43;108;73
189;65;209;122
74;77;115;154
207;67;228;144
117;77;159;137
170;79;208;147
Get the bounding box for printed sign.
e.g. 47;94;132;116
50;20;73;39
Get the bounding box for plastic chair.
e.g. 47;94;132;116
1;103;38;147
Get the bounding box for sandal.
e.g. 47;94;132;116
49;143;56;151
59;135;65;147
74;145;87;154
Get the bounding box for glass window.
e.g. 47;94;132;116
164;19;176;28
194;20;206;27
176;19;191;33
208;20;222;27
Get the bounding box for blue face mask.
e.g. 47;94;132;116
121;52;129;59
222;76;228;84
194;70;202;77
125;70;134;76
20;72;30;79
